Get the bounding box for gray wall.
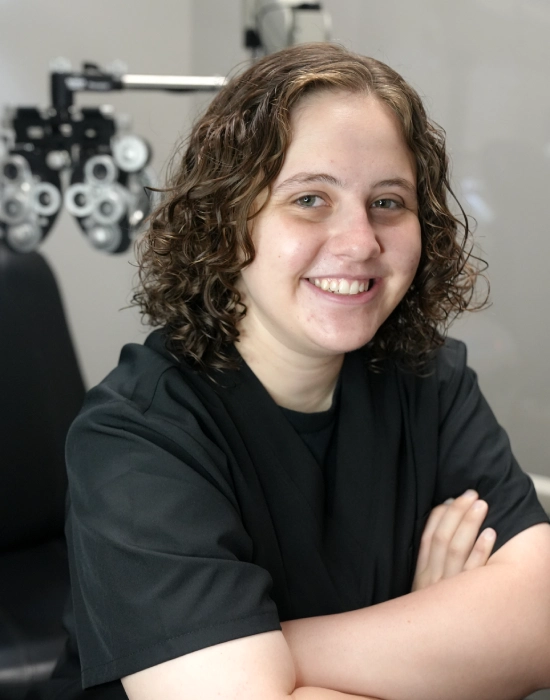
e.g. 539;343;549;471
1;0;549;484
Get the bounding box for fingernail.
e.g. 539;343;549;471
483;528;496;540
463;489;477;498
444;498;454;504
472;499;487;511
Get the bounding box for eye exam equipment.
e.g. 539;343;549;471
0;1;330;255
0;62;226;255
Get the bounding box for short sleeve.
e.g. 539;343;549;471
65;379;281;688
435;339;549;551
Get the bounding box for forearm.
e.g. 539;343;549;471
282;561;550;700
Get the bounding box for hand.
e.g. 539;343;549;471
412;489;497;592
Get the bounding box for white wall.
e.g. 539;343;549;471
2;0;549;482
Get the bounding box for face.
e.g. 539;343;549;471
237;90;421;363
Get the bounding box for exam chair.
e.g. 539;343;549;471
0;244;85;700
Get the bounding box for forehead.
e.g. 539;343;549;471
277;89;415;184
289;88;404;143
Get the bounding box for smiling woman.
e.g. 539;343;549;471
134;43;482;376
44;43;550;700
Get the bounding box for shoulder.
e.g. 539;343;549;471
412;337;478;423
433;336;469;381
362;336;470;394
73;329;217;429
356;338;475;428
83;329;186;414
66;331;234;492
395;336;471;395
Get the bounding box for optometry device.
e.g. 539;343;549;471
0;2;331;254
0;61;226;254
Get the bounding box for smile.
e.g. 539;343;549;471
308;277;375;295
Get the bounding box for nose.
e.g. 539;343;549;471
328;205;381;261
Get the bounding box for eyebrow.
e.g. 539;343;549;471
272;172;417;199
375;178;417;199
273;172;344;193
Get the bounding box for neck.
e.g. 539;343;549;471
236;333;344;413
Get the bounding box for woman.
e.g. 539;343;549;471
60;44;550;699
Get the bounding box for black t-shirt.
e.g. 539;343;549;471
280;389;338;470
63;331;549;690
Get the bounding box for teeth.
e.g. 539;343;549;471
309;278;370;295
338;279;350;294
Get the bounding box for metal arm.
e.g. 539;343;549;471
50;61;226;116
120;74;227;91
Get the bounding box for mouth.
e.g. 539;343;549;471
307;277;375;296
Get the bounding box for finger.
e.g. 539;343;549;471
463;528;497;571
442;498;489;578
415;501;452;575
424;490;479;582
412;502;451;591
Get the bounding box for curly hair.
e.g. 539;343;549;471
133;42;487;373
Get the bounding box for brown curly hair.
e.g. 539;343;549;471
133;42;487;373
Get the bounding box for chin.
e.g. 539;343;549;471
306;312;388;356
311;331;377;356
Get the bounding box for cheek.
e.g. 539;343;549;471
255;224;317;272
404;226;422;272
408;246;422;275
388;231;422;280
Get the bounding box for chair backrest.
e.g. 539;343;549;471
0;244;85;551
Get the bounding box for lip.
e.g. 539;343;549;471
302;277;381;304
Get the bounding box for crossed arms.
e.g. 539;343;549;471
121;493;550;700
284;522;550;699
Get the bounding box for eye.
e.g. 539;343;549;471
295;194;324;208
371;198;402;210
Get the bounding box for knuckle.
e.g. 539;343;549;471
448;540;464;557
432;529;450;547
420;531;433;548
430;504;447;518
446;501;465;515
